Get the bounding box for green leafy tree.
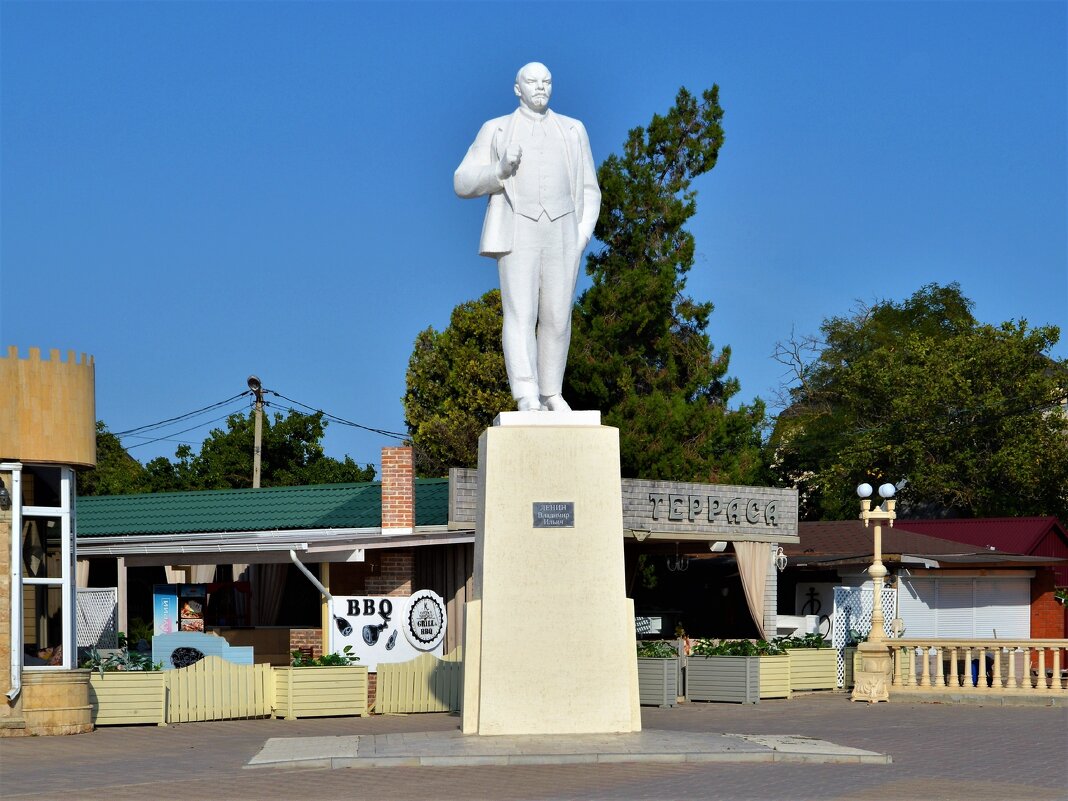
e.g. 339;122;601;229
768;282;1068;520
403;290;513;476
80;411;375;494
565;86;765;483
78;422;151;496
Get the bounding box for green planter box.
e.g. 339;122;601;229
686;656;760;703
786;647;839;691
687;654;791;702
272;666;369;719
88;671;166;726
637;657;679;707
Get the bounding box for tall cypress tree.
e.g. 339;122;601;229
565;86;765;483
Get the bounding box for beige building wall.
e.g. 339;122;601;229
0;467;22;728
0;347;96;467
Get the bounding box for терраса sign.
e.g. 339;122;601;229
622;479;798;541
446;470;799;543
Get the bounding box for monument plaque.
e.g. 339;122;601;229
533;502;574;528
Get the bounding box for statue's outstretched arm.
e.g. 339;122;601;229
454;121;506;199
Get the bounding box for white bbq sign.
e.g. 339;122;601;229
329;590;446;671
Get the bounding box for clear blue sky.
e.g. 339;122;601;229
3;2;1065;474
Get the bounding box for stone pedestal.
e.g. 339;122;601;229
851;641;893;703
461;413;641;735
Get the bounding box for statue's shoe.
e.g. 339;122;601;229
540;394;571;412
517;396;544;411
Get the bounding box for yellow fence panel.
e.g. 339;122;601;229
88;672;166;726
165;656;272;723
272;666;368;719
377;651;462;714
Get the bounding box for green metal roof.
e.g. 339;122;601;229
76;479;450;537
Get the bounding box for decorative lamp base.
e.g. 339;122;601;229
850;642;893;704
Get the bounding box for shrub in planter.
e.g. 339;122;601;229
290;645;359;667
774;633;828;651
687;639;790;702
691;639;786;657
636;641;679;707
636;640;678;659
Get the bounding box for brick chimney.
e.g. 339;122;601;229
380;446;414;534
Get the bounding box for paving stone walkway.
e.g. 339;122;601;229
246;728;890;769
1;693;1064;800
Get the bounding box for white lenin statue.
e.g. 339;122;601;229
454;62;600;412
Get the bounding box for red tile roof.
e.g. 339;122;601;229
787;520;1024;560
893;517;1065;556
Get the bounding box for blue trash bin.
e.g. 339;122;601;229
971;656;994;687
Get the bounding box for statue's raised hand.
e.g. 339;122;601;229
497;144;522;179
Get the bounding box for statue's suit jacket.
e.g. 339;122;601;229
454;108;600;258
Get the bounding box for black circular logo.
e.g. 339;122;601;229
404;590;446;651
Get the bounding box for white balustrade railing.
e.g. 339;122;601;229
890;639;1067;696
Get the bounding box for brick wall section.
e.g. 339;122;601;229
366;550;414;597
381;446;414;530
1031;568;1066;638
367;672;377;711
288;628;323;660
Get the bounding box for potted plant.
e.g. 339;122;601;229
776;633;839;691
81;645;165;726
687;639;790;703
272;646;369;719
636;640;679;708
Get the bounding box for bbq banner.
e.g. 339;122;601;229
329;590;446;671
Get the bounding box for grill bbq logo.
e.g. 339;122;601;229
405;589;446;651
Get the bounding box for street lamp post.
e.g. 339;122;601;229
248;375;264;489
850;481;897;703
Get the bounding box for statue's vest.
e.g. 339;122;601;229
511;119;575;223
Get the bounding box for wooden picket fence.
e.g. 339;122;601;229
376;648;463;714
90;656;274;725
166;655;273;722
91;650;478;724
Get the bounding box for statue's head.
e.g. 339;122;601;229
514;62;552;113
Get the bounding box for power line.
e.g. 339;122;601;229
109;386;408;459
124;411;242;449
112;392;252;437
266;390;408;440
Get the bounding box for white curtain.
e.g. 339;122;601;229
733;542;769;640
190;565;216;584
251;564;287;626
76;559;90;588
164;566;183;584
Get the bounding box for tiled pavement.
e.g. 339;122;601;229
1;694;1065;800
246;728;889;769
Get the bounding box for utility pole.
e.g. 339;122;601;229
247;375;264;488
